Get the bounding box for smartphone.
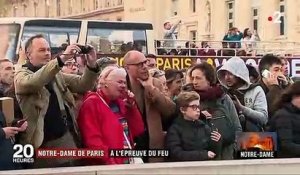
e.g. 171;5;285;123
262;69;271;78
16;119;26;128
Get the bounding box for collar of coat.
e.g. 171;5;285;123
175;116;206;127
284;103;300;114
97;89;116;106
23;61;42;72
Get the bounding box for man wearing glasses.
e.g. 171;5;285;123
62;59;79;75
124;50;176;163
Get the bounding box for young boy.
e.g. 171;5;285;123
166;91;222;161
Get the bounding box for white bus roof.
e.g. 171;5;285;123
0;17;152;25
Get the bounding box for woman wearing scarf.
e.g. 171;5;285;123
189;62;242;159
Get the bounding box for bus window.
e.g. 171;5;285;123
69;33;79;44
0;24;20;61
23;26;80;49
49;33;68;47
86;28;147;54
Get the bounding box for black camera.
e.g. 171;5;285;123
78;45;93;54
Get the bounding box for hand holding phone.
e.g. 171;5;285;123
262;69;279;86
262;69;271;79
16;119;26;128
277;74;288;86
16;119;28;132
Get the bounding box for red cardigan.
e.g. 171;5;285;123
77;90;145;165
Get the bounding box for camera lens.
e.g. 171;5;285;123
78;45;92;54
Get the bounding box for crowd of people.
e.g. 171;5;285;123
159;21;260;57
1;33;300;170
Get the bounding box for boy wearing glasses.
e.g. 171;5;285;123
166;91;222;161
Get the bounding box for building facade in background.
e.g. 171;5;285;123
2;0;300;49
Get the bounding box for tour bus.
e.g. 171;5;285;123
0;17;153;62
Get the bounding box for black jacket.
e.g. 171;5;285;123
166;116;222;161
270;103;300;158
0;111;15;170
259;79;283;118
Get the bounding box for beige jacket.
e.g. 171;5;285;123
14;59;98;148
129;78;176;162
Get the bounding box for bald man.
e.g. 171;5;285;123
124;51;175;162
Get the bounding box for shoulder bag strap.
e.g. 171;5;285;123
52;82;68;120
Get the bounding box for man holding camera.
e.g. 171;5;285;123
14;34;99;168
163;20;181;52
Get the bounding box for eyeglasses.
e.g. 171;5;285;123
65;62;79;68
186;105;200;111
127;60;148;68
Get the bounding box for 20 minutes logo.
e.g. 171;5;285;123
13;144;34;163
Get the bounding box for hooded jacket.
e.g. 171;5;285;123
217;57;268;126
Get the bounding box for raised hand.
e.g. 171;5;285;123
60;44;81;62
85;44;98;68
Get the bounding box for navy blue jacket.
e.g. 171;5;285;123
0;111;15;170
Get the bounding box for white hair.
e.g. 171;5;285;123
98;66;127;88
